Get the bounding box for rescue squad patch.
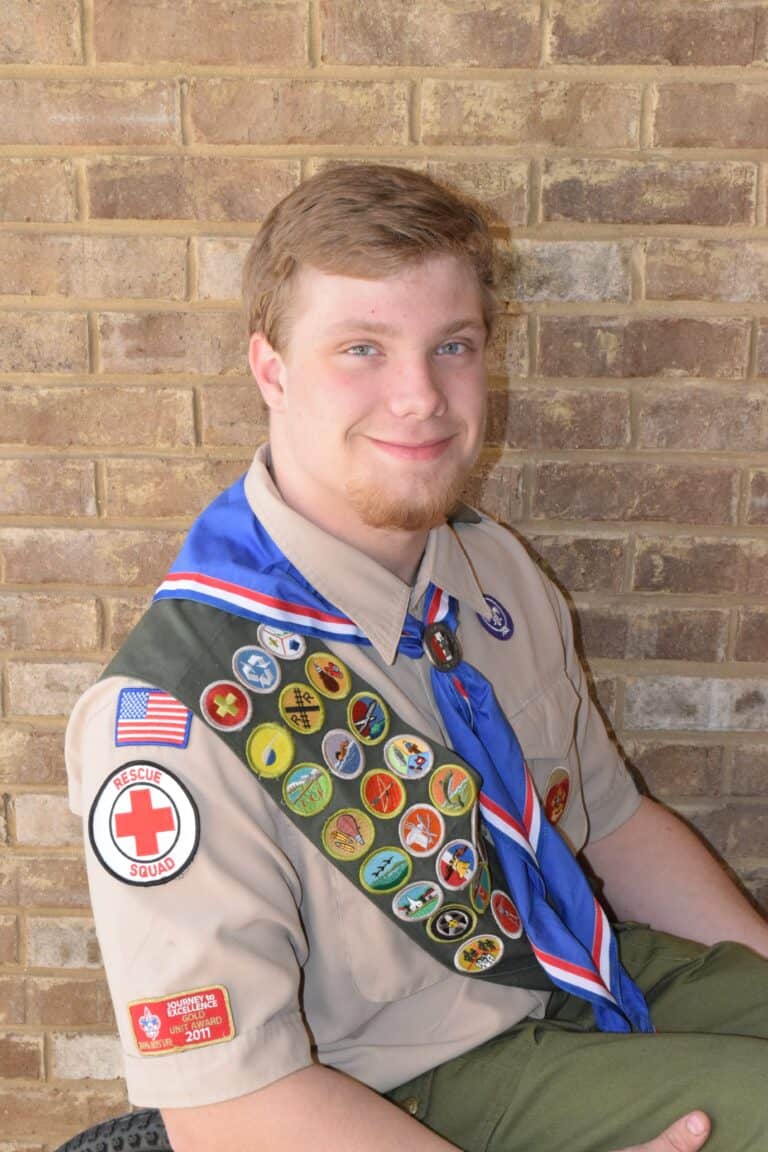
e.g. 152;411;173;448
89;761;199;886
128;984;234;1056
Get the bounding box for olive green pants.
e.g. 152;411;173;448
387;927;768;1152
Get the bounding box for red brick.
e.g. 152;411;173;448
0;979;25;1026
422;80;640;147
527;534;627;593
87;157;300;222
0;159;76;223
98;311;245;375
0;917;18;964
189;79;409;146
592;675;617;726
0;459;95;517
625;676;768;732
691;804;768;860
0;527;185;586
577;605;728;662
501;241;631;304
19;857;89;910
488;387;629;450
735;609;768;663
0;729;66;788
747;470;768;526
0;1084;128;1144
646;239;768;303
542;159;756;226
538;316;750;379
486;316;529;378
0;313;87;374
0;385;194;449
0;595;100;652
105;596;150;650
732;746;768;795
104;458;246;518
322;0;539;66
0;1035;42;1079
2;0;81;62
95;0;307;64
24;978;115;1028
624;742;727;799
200;384;268;446
7;662;101;719
0;860;18;905
533;463;738;525
655;84;768;149
633;538;768;596
424;160;528;230
0;234;186;300
636;386;766;451
0;80;177;146
551;0;760;65
462;459;524;524
754;323;768;377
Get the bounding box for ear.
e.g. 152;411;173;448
248;332;288;412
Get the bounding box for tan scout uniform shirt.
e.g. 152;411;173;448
66;446;640;1109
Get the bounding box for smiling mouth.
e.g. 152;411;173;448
367;436;456;461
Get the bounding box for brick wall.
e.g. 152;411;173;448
1;1;767;1143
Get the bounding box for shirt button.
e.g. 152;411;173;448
401;1096;419;1115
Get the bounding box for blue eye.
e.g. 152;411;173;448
437;341;466;355
345;344;377;357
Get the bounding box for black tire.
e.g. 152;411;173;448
53;1109;172;1152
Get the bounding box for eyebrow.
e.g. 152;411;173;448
327;316;486;337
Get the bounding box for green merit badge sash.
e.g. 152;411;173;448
102;597;551;990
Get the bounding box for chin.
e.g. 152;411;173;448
345;468;470;532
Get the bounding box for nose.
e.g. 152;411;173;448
387;356;447;420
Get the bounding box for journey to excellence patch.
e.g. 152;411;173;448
129;985;235;1056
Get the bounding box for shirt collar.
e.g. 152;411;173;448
243;444;489;664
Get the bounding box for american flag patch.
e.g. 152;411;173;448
115;688;192;749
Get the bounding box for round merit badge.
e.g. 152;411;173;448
200;680;252;732
361;770;406;819
348;692;389;745
436;839;478;891
491;891;523;939
384;734;434;780
427;905;476;943
322;808;375;861
257;624;306;660
283;763;333;817
359;847;412;894
279;683;325;735
398;804;445;857
89;761;199;886
454;934;504;974
392;881;444;923
232;645;281;694
429;764;476;816
245;723;295;779
477;594;514;641
305;653;351;699
544;767;571;826
322;729;365;779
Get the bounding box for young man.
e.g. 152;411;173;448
67;165;768;1152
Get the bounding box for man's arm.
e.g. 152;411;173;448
584;795;768;957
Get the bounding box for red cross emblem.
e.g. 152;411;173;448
114;787;176;857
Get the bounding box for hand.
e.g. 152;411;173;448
618;1112;710;1152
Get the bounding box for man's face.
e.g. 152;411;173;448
256;253;488;540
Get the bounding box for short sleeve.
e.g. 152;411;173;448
66;676;314;1109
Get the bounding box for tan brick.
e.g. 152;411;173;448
501;240;631;304
25;977;115;1028
98;311;245;375
104;457;246;518
0;313;87;374
625;742;727;799
551;0;760;65
0;729;66;788
592;675;617;726
755;323;768;377
95;0;306;64
488;387;629;450
0;860;17;905
422;80;640;147
0;235;186;300
189;78;409;146
0;917;18;965
747;470;768;525
0;978;25;1026
0;385;195;449
51;1033;123;1081
0;80;176;146
633;538;768;596
0;1142;45;1152
0;595;100;652
735;609;768;663
198;237;251;301
2;0;81;62
0;527;185;586
87;157;300;222
462;460;524;524
542;159;757;226
690;804;768;860
427;160;529;230
527;534;627;592
12;795;81;849
538;316;749;379
0;160;76;223
625;676;768;732
636;386;767;451
7;663;101;719
27;918;99;970
486;315;529;378
0;459;96;517
200;384;268;446
17;856;90;910
655;84;768;149
577;605;728;662
647;239;768;303
322;0;539;66
0;1084;128;1143
106;596;150;649
0;1035;42;1079
732;746;768;795
533;463;738;525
